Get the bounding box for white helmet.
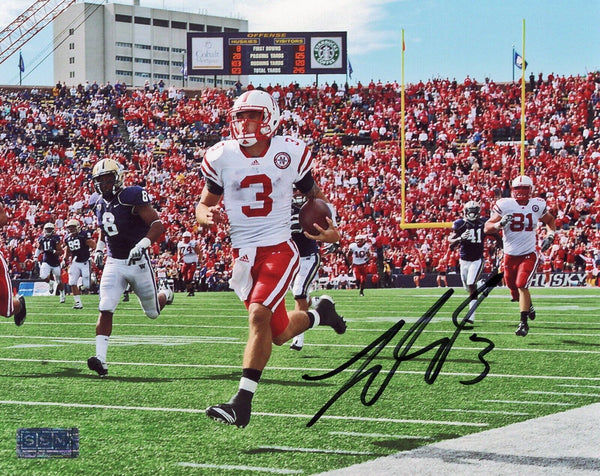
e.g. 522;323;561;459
92;158;124;200
511;175;534;203
182;231;192;238
463;200;480;222
43;222;55;236
66;218;81;234
229;90;281;147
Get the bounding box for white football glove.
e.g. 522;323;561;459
94;250;104;269
460;230;471;241
128;237;151;265
499;213;513;227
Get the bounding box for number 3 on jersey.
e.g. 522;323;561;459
241;174;273;217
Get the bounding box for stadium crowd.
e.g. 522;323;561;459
1;70;599;291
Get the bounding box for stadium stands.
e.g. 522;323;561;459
1;72;598;289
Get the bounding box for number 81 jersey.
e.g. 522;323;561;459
93;186;152;259
201;136;312;248
492;197;548;256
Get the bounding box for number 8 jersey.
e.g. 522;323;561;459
201;136;312;248
492;196;548;256
93;186;152;259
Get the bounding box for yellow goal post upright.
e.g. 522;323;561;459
519;18;526;176
398;28;453;230
398;22;527;231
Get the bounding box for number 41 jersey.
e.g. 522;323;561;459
492;197;548;256
201;136;312;248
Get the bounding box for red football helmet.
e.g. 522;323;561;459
229;90;280;147
511;175;533;204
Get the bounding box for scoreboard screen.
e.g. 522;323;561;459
187;31;346;75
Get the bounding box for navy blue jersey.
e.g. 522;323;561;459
452;217;487;261
291;202;319;257
38;234;62;267
94;186;152;259
65;230;93;262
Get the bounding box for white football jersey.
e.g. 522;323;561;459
349;243;371;265
178;240;199;264
492;197;548;256
201;136;312;248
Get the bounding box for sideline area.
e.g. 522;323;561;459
318;403;600;475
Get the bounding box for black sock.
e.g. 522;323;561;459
243;368;262;382
520;311;528;323
307;310;316;328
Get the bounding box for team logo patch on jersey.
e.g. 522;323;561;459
532;205;539;212
274;152;291;169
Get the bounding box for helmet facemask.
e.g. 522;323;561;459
93;172;120;200
228;90;280;147
464;201;480;222
512;186;532;204
92;159;124;200
511;175;534;205
43;223;55;236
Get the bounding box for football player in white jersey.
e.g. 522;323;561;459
177;231;202;296
485;175;556;337
196;90;346;428
347;235;371;296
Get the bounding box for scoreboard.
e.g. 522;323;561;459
187;31;347;76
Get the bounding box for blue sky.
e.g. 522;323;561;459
1;0;599;87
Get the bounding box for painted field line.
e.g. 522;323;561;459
178;462;302;474
0;400;487;427
0;322;248;329
439;408;529;416
3;335;600;356
557;384;600;389
329;431;432;439
256;412;487;427
522;390;600;398
258;445;374;455
483;399;574;406
1;357;600;382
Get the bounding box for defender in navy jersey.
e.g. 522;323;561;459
87;158;173;377
63;219;96;309
448;201;495;324
35;222;66;303
289;194;328;351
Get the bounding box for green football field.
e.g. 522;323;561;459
1;284;599;475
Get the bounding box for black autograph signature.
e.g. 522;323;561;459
303;272;503;427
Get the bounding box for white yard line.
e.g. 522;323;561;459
439;409;530;416
177;462;303;474
0;400;487;427
1;357;599;382
483;399;574;406
522;390;600;398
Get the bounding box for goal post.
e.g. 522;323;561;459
398;28;453;231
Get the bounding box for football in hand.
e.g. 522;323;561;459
299;198;332;235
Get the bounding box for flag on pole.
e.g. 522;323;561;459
18;52;25;73
180;55;188;78
514;51;527;70
347;58;353;79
